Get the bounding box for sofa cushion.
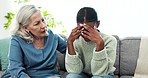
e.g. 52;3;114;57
57;51;66;71
113;75;119;78
120;37;141;76
120;76;133;78
0;37;10;71
112;35;120;75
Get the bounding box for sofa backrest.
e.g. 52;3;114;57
120;37;141;76
0;35;142;77
57;51;66;71
0;37;10;71
112;35;120;75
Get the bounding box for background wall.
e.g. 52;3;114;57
1;0;148;39
25;0;148;38
0;0;14;39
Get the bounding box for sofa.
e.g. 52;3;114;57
0;35;141;78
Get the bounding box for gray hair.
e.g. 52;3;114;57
12;5;46;43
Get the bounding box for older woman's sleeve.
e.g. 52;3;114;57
8;38;30;78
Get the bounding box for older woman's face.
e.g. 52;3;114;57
26;11;48;38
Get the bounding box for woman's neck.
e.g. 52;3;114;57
33;37;44;49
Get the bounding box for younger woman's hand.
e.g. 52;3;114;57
67;26;82;43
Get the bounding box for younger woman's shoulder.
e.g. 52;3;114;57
100;32;117;42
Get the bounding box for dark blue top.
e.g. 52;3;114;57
2;29;67;78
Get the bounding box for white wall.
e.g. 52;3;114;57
29;0;148;38
0;0;14;39
1;0;148;39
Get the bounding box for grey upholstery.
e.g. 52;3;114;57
0;36;142;78
113;35;120;76
120;37;141;77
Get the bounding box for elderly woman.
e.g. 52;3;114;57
1;5;67;78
